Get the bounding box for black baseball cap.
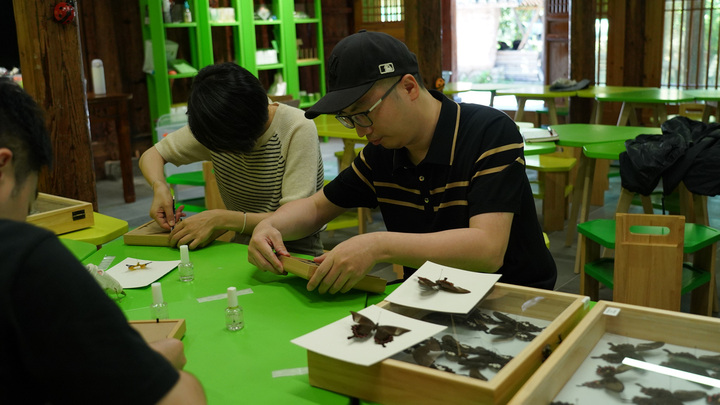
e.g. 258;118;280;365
305;30;419;119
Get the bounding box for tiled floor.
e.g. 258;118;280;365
96;138;720;316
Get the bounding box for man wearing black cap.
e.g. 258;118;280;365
248;30;557;294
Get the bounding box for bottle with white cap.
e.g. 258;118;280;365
225;286;244;331
150;282;170;320
178;244;194;282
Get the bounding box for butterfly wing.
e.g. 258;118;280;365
373;325;411;347
417;277;439;290
348;311;377;339
435;278;471;294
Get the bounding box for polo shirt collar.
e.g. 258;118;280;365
392;90;460;170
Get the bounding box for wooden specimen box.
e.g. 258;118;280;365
306;283;590;405
123;220;172;247
509;301;720;404
129;319;186;343
27;192;94;234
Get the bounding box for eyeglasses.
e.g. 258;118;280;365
335;78;402;129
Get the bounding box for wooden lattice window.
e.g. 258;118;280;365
662;0;720;89
361;0;404;23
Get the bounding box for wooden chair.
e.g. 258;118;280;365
578;213;717;315
202;161;234;242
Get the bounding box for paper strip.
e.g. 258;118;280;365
196;288;253;303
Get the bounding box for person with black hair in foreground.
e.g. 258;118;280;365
0;79;206;404
140;63;324;255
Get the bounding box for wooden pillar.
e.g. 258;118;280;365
441;0;457;81
13;0;97;209
569;0;595;124
404;0;442;90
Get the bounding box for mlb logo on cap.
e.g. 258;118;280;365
379;63;395;74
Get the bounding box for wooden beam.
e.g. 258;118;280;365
13;0;97;209
404;0;442;90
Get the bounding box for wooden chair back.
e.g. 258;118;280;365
613;213;685;310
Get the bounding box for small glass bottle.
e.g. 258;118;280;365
178;244;194;282
225;287;244;331
183;1;192;22
150;282;169;320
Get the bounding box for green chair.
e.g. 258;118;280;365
577;213;719;315
166;170;206;212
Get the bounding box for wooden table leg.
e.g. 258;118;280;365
514;97;527;122
573;157;596;273
565;154;589;247
547;99;559;126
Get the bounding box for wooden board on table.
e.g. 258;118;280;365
129;319;186;342
27;193;94;235
123;220;171;247
280;255;387;294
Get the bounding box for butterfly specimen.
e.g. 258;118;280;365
417;277;471;294
579;365;631;393
410;337;442;367
661;349;714;387
126;261;152;270
591;341;665;363
631;384;705;404
487;311;544;341
347;311;410;347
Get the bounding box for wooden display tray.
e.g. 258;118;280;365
129;319;186;343
306;283;589;404
27;192;94;235
280;255;387;294
124;220;171;247
509;301;720;404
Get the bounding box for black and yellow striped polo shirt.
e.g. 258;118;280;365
324;91;557;289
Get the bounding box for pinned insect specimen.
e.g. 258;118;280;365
631;384;705;404
347;311;410;347
126;261;152;270
661;349;713;386
591;341;665;363
579;365;631;393
411;337;443;367
708;393;720;404
86;263;125;297
417;277;471;294
486;311;544;341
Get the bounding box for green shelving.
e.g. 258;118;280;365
140;0;326;139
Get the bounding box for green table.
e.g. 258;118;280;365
549;125;663;251
60;238;98;261
495;85;577;126
443;82;521;107
84;239;393;404
523;141;557;155
685;88;720;122
575;86;654;124
594;88;696;126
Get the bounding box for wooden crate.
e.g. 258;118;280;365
509;301;720;404
306;283;590;405
27;192;94;234
129;319;186;343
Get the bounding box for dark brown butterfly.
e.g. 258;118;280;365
347;311;410;347
632;384;705;404
417;277;471;294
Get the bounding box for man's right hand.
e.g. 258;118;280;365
247;221;289;275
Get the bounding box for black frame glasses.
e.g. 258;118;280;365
335;78;403;129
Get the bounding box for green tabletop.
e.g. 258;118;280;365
443;81;520;94
582;140;628;160
524;142;557;155
550;124;662;148
595;88;697;103
575;85;654;99
83;238;393;404
685;88;720;101
60;238;98;261
495;85;577;98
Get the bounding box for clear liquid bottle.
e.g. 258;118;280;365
178;245;194;282
225;287;244;331
150;282;169;320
